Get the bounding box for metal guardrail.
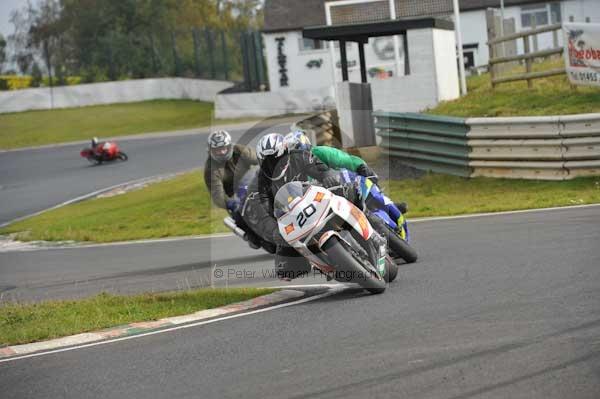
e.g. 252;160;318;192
373;112;471;177
559;114;600;178
467;115;565;179
374;112;600;180
467;114;600;180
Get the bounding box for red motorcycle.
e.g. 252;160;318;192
80;141;128;164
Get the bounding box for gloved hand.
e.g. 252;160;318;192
321;174;340;188
357;163;378;185
226;198;240;212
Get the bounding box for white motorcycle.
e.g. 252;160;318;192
274;181;398;294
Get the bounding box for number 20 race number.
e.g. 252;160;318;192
296;204;316;227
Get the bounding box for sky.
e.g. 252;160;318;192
0;0;34;38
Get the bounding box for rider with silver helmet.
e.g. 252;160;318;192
204;130;258;210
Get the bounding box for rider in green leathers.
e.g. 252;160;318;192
283;130;408;223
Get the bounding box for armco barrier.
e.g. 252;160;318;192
373;112;471;177
560;114;600;178
375;112;600;180
467;116;567;180
467;114;600;180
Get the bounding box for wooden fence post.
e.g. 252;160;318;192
532;19;539;52
523;34;533;88
486;9;497;88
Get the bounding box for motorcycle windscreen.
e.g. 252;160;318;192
274;182;306;218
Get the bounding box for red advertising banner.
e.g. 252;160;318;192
564;23;600;86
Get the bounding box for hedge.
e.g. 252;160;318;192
0;75;82;91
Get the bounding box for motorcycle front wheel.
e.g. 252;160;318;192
368;215;417;264
118;152;128;161
321;236;386;294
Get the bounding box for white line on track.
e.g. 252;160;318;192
0;285;346;364
409;203;600;223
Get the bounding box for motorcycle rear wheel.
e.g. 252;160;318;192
385;257;398;283
321;236;386;294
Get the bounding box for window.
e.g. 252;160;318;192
521;2;561;28
550;3;561;24
299;38;325;52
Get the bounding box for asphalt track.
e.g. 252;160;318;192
0;117;295;225
1;205;599;398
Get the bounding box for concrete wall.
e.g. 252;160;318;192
370;28;459;113
460;9;491;67
214;85;335;119
433;29;460;101
263;30;405;93
263;31;334;92
563;0;600;23
0;78;233;114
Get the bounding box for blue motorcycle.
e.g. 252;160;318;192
339;169;417;264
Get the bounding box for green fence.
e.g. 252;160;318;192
374;112;472;177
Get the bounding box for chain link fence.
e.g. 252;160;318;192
95;28;266;90
3;28;267;93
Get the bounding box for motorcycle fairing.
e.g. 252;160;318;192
329;194;374;241
277;186;333;244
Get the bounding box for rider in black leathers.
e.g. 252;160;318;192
256;133;340;279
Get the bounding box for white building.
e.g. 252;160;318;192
262;0;600;92
215;0;599;119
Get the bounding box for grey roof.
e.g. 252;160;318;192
460;0;549;10
263;0;327;33
263;0;552;33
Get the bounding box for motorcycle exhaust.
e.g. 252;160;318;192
224;217;247;240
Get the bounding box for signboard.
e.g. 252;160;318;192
564;23;600;86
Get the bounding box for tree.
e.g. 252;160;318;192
7;0;265;82
30;62;43;87
8;5;36;74
0;34;7;74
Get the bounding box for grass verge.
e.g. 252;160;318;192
0;100;257;150
2;171;600;243
427;58;600;117
1;171;228;242
0;288;276;346
385;174;600;217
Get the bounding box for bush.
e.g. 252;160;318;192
0;74;82;90
0;75;31;90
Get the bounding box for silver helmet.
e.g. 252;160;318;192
256;133;289;181
208;130;233;162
